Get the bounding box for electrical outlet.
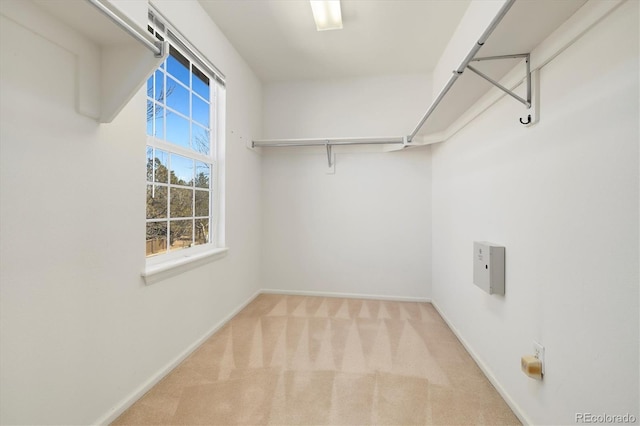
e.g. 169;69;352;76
533;341;545;375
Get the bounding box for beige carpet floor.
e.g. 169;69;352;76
112;294;520;425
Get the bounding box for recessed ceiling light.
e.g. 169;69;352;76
310;0;343;31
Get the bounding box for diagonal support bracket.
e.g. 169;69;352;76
466;53;534;125
325;141;335;174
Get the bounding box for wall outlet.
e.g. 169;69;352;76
533;341;545;375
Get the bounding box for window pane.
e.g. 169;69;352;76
154;105;164;139
195;162;210;189
146;100;153;135
146;74;153;98
165;112;189;149
146;222;167;256
192;124;210;155
154;150;169;183
167;46;190;86
146;147;153;181
147;185;168;219
166;76;189;117
194;218;209;245
195;190;209;217
170;219;193;251
192;94;209;127
146;35;217;259
192;65;210;99
170;187;193;218
170;154;193;186
155;70;165;103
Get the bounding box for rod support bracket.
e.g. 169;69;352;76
467;53;533;125
154;40;168;58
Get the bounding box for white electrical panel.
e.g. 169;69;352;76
473;242;505;295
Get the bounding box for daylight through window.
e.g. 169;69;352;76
145;14;221;258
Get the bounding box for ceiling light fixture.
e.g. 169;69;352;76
310;0;343;31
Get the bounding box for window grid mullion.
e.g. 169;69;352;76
191;149;196;245
166;73;189;93
146;19;217;258
164;105;190;123
189;61;193;153
162;70;167;139
146;136;212;165
166;152;172;254
192;90;209;105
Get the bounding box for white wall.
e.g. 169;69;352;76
430;2;639;424
0;0;262;424
2;0;637;424
263;75;431;140
261;75;433;299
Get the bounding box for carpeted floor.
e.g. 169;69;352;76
112;294;520;425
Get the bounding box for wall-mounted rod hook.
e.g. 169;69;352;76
325;141;332;168
520;114;532;125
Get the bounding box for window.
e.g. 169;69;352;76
145;11;224;262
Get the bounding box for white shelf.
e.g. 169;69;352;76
408;0;612;145
246;0;623;162
29;0;168;123
252;0;603;155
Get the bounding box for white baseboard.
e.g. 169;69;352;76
94;289;532;426
94;289;262;425
430;301;532;426
261;288;431;303
94;288;433;424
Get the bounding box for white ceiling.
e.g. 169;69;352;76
198;0;471;83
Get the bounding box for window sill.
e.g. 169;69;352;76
142;247;229;285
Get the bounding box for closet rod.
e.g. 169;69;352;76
407;0;516;142
252;136;406;148
87;0;164;57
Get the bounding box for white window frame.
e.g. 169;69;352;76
143;8;227;283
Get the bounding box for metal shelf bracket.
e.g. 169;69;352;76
466;53;532;125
